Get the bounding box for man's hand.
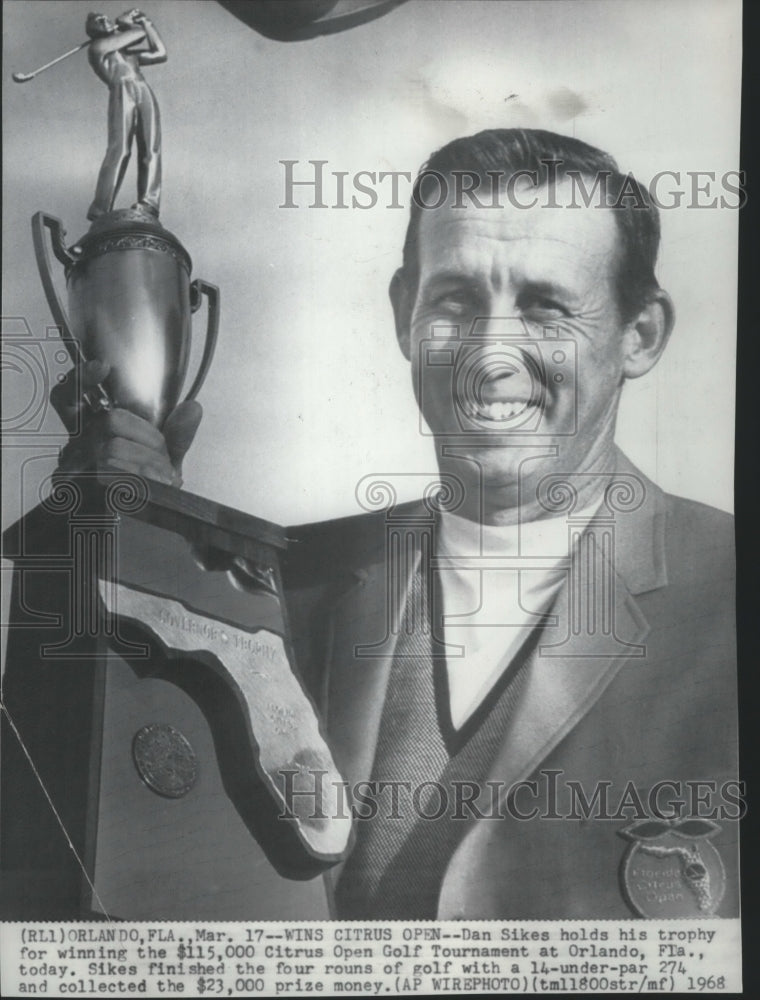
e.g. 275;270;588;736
116;9;144;29
52;360;202;488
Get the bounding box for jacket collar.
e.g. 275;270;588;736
603;447;668;595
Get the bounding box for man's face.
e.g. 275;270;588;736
400;177;636;516
88;14;116;37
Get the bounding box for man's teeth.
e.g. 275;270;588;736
462;399;538;421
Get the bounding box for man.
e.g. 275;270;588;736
53;128;739;919
85;8;166;220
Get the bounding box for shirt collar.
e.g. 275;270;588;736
438;497;604;560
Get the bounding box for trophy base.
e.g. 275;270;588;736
85;204;160;231
1;478;338;920
72;206;193;271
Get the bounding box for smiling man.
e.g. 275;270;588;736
52;128;739;920
392;134;673;526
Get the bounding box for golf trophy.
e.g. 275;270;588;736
2;8;352;920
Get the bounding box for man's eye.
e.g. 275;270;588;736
520;296;570;318
432;292;474;315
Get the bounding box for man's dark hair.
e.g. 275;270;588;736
402;128;661;322
86;12;111;38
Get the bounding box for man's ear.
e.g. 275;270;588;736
389;268;414;361
621;289;675;379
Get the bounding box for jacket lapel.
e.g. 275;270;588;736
483;452;668;795
439;453;670;914
472;553;651;810
324;557;398;790
323;501;438;789
321;514;425;911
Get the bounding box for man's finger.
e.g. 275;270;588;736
163;400;203;468
102;408;169;453
50;360;110;430
99;436;176;485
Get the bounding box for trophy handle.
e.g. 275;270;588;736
31;212;78;357
185;279;220;403
31;211;112;412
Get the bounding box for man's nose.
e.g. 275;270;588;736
466;315;534;341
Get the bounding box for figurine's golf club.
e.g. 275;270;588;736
12;39;90;83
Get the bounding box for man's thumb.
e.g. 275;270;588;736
163;400;203;468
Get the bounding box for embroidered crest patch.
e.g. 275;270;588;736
618;818;726;917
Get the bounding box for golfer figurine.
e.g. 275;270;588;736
85;9;166;221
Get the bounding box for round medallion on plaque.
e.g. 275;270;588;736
132;724;198;798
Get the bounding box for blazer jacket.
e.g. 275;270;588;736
283;450;739;919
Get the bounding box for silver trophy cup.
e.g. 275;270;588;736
33;210;218;428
